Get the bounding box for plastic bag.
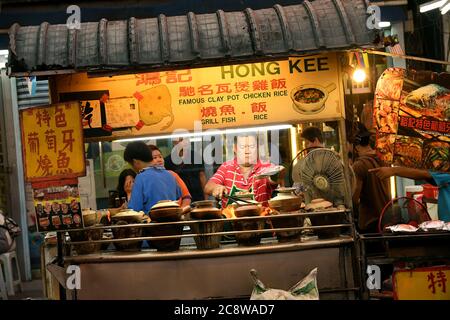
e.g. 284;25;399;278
386;224;418;233
419;220;446;231
443;222;450;231
250;268;319;300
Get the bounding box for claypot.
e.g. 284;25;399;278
305;198;333;211
146;223;183;252
268;188;303;242
190;200;222;220
149;201;183;222
111;220;143;251
268;187;302;212
233;203;265;246
190;200;223;250
290;83;337;115
146;201;184;251
69;225;104;255
309;211;347;239
82;209;102;227
269;210;303;243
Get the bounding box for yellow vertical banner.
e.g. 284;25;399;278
20;102;86;183
393;266;450;300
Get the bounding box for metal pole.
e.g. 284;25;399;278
1;71;32;281
56;232;66;300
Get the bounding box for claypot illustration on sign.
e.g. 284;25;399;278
290;83;337;115
138;85;174;130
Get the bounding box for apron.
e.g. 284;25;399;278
225;171;255;207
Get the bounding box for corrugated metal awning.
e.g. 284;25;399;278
7;0;375;76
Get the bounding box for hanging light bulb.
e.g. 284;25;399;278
352;68;367;83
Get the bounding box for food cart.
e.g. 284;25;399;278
7;0;376;299
359;67;450;300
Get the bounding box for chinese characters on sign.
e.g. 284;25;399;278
20;102;85;182
54;53;344;137
393;266;450;300
374;68;450;172
428;271;447;295
135;70;192;86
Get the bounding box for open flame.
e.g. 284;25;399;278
261;207;274;216
222;205;236;219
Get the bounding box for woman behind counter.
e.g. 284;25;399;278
148;145;192;208
117;169;136;203
108;169;136;216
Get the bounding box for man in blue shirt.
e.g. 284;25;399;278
371;167;450;222
124;141;182;213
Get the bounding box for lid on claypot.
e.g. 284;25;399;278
151;200;180;210
111;210;146;223
191;201;222;219
191;200;218;209
269;187;302;209
270;187;299;201
305;199;333;211
82;209;97;216
235;204;262;217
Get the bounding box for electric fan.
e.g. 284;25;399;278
297;148;350;207
378;197;431;233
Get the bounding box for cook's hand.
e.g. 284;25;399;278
212;185;228;199
369;167;395;180
269;166;286;185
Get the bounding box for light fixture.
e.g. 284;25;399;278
352;68;367;83
390;176;397;199
289;127;298;162
420;0;446;13
441;1;450;14
378;21;391;28
113;124;293;143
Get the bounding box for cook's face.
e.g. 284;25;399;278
124;175;135;194
235;136;258;167
151;150;165;167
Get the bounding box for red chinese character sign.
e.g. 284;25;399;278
393;266;450;300
374;68;450;172
20;102;86;182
